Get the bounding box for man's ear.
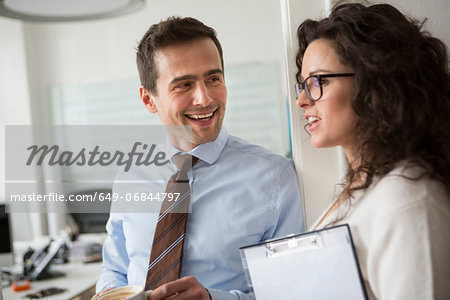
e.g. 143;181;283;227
139;86;158;114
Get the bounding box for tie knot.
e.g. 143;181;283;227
172;154;198;173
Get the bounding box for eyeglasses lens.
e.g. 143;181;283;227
295;83;301;98
295;76;322;101
306;77;321;101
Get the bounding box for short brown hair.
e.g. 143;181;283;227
136;17;224;95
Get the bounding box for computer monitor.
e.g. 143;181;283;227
0;203;14;267
67;189;111;234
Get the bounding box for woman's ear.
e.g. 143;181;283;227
139;86;158;113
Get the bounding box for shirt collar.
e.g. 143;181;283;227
164;127;229;165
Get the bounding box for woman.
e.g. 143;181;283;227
295;3;450;299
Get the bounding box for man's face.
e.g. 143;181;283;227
140;38;227;150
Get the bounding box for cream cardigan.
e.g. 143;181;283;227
313;163;450;299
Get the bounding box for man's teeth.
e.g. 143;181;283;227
188;112;214;119
308;116;319;123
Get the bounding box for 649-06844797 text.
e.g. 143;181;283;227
8;192;181;203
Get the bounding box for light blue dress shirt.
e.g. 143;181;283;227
96;128;304;300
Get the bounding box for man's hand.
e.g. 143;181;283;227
148;276;211;300
91;287;115;300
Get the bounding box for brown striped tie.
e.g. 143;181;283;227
145;154;198;290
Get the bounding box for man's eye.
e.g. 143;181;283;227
174;82;192;91
207;76;222;85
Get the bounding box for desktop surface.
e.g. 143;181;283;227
3;261;102;300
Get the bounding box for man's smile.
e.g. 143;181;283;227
185;109;217;123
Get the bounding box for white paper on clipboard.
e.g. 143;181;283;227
239;224;368;300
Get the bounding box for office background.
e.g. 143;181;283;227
1;0;449;246
0;0;290;244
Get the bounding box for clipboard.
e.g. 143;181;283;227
239;224;368;300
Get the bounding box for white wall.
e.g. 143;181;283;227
283;0;450;228
0;18;50;241
281;0;342;229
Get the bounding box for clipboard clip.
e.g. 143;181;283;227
265;233;323;258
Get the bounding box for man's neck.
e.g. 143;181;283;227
169;137;198;152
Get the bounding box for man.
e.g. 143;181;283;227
95;17;304;300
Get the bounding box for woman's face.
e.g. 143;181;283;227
296;38;358;160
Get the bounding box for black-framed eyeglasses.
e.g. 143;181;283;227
295;73;355;101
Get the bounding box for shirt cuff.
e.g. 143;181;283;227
95;274;127;293
207;288;238;300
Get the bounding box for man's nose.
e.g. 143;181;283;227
192;83;213;106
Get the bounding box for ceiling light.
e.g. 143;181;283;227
0;0;145;22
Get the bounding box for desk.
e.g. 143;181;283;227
3;262;102;300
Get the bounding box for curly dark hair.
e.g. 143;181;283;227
296;3;450;198
136;16;224;96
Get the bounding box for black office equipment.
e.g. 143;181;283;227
23;239;67;281
0;203;14;267
66;189;111;233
